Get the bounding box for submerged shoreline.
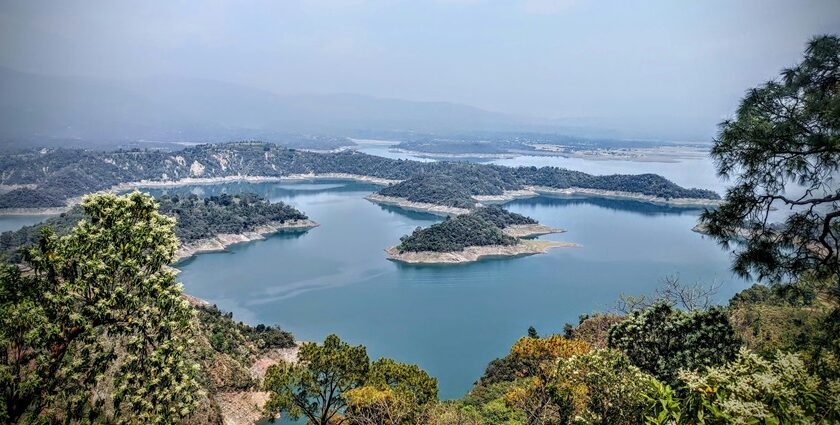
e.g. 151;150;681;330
173;219;319;262
385;239;576;264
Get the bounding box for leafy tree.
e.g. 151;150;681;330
700;35;840;285
501;335;590;425
527;326;538;339
551;349;654;424
0;192;201;423
646;348;840;424
607;302;740;385
563;314;624;349
264;335;438;425
264;334;370;424
344;358;438;425
422;402;484;425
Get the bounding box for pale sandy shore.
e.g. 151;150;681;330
502;224;564;238
173;219;318;262
473;189;540;203
385;239;576;264
365;193;471;216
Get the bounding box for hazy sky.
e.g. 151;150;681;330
1;0;838;139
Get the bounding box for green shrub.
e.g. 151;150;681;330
607;302;740;384
551;349;653;424
646;348;840;424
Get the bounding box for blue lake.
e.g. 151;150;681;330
150;179;745;400
0;150;748;400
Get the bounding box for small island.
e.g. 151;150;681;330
0;192;317;264
386;206;574;264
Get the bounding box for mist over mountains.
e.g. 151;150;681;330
0;67;561;147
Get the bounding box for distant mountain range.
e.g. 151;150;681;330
0;67;555;147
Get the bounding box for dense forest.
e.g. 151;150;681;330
0;192;307;262
472;205;537;228
396;206;537;252
0;141;718;209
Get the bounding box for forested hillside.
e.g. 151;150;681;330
0;192;307;262
0;141;718;209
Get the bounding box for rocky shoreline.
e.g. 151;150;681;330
214;345;300;425
173;219;318;262
385;239;576;264
365;193;471;216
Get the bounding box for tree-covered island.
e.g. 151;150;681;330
387;206;572;264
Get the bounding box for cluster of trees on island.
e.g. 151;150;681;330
0;192;308;263
1;35;839;424
0;139;718;211
396;206;536;253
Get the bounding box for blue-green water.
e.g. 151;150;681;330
0;149;748;401
148;179;744;400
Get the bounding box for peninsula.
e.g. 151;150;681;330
386;206;574;264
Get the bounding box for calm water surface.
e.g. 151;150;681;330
153;180;744;399
0;150;747;400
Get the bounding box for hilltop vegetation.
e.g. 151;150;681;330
472;205;537;228
0;141;718;210
396;207;538;253
0;192;308;263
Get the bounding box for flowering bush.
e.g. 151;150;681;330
551;349;654;424
646;348;840;424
